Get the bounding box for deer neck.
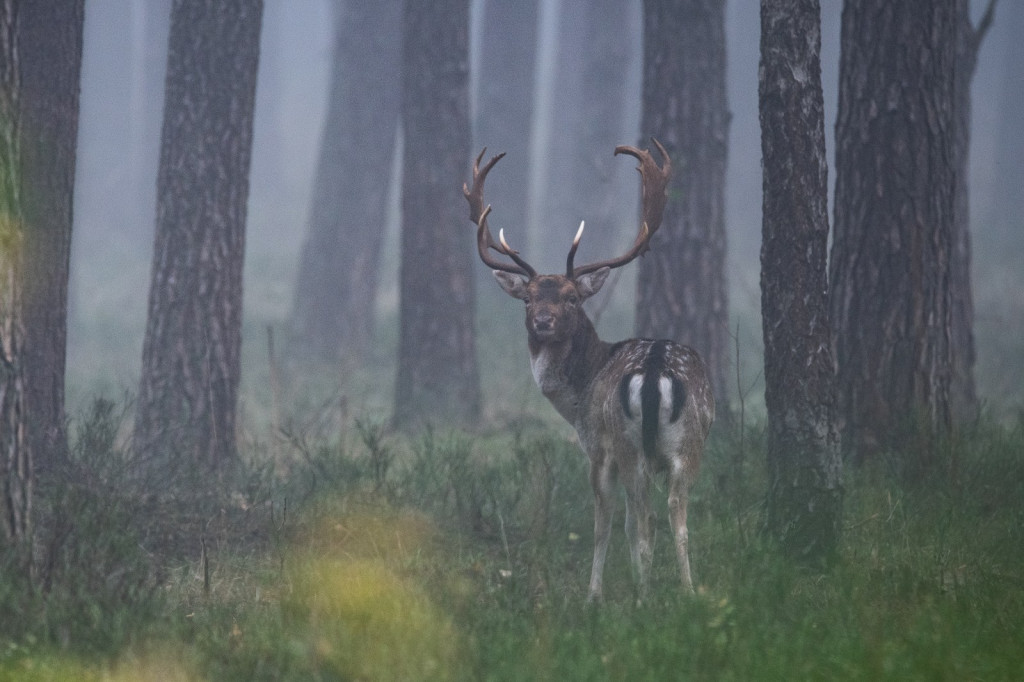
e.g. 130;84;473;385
527;315;609;423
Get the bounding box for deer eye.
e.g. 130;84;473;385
566;294;580;307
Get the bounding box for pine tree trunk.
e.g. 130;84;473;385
393;0;480;429
759;0;842;564
948;0;994;422
634;0;731;413
830;0;958;473
552;0;638;258
0;0;30;550
473;0;537;254
1;0;84;563
287;0;402;364
19;0;84;473
134;0;262;469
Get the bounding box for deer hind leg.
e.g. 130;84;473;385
587;457;616;603
622;461;654;600
667;465;694;591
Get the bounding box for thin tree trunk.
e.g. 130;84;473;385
531;0;638;263
393;0;480;429
288;0;402;364
0;0;30;552
635;0;731;414
19;0;84;473
1;0;85;567
948;0;995;422
759;0;842;564
134;0;262;469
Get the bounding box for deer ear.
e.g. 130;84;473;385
575;267;610;300
493;270;530;300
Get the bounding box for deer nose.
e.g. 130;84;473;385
533;313;555;332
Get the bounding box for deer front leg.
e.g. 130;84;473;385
667;468;694;592
587;458;615;603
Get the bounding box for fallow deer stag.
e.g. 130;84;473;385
464;139;715;601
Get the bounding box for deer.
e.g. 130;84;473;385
464;139;715;602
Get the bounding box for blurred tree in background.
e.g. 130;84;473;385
20;0;85;475
948;0;995;421
634;0;731;414
288;0;402;365
393;0;480;429
134;0;262;469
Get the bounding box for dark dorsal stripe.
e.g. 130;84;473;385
616;341;689;461
640;341;669;459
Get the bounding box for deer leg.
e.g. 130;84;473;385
622;462;653;600
588;458;615;603
667;467;694;592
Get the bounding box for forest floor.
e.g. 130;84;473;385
1;394;1022;681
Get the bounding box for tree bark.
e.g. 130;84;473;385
18;0;84;473
134;0;262;469
287;0;402;364
759;0;842;564
1;0;84;565
634;0;731;413
830;0;959;473
0;0;30;552
393;0;480;429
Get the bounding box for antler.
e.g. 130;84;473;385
463;149;537;278
568;138;671;279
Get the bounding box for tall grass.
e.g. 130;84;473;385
1;399;1022;680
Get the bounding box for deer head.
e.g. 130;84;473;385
463;139;671;347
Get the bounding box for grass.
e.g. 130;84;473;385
1;394;1022;681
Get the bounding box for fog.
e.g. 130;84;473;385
67;0;1022;415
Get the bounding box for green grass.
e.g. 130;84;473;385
2;397;1023;681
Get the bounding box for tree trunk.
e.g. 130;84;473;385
1;0;84;566
948;0;994;422
0;0;30;553
634;0;731;414
287;0;402;364
393;0;480;429
530;0;639;265
473;0;537;252
759;0;842;564
830;0;959;474
134;0;262;469
987;1;1023;256
19;0;84;473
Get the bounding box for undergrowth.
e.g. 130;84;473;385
1;400;1022;680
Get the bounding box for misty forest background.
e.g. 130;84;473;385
2;0;1024;679
68;0;1022;423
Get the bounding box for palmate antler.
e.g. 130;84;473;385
568;138;672;279
463;138;671;281
462;148;537;278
